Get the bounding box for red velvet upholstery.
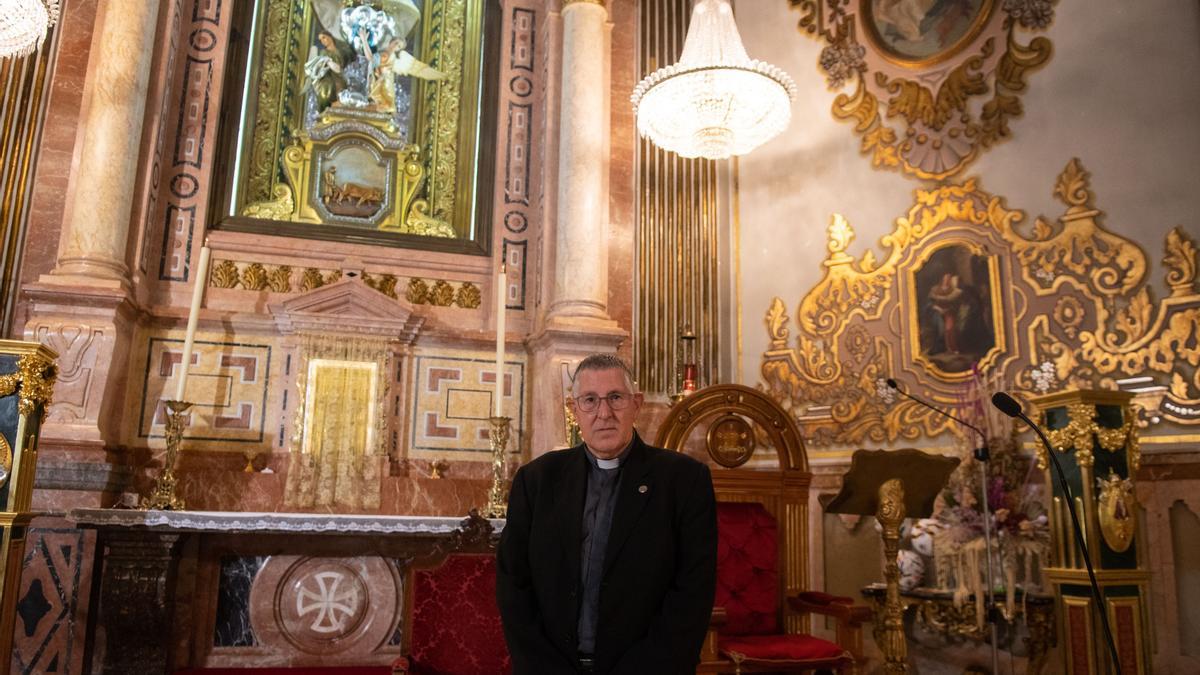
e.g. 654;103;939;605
720;634;850;663
715;501;780;635
714;502;851;670
175;662;388;667
408;554;511;675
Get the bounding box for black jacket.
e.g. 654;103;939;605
496;433;717;675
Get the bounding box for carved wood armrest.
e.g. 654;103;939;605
787;592;870;669
700;607;729;664
788;592;871;625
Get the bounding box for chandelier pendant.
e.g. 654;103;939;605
632;0;796;160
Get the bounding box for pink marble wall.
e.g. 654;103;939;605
167;451;496;516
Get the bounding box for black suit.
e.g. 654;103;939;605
496;433;717;675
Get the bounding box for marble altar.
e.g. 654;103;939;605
68;508;504;673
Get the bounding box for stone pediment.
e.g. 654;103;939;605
270;277;424;343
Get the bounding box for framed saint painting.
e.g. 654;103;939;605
907;240;1004;379
211;0;500;254
861;0;994;67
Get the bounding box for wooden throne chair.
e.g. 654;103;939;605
654;385;870;674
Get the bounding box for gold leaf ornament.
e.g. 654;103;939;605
429;280;455;306
796;0;1055;181
455;282;482;309
241;263;269;291
406;277;430;304
211;260;241;289
1164;227;1198;296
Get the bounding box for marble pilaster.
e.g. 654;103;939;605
547;0;613;324
22;0;160;504
49;0;159;284
527;1;628;457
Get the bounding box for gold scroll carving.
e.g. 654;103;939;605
208;260;481;309
761;158;1200;449
788;0;1054;181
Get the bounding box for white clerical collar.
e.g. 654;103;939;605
585;437;634;469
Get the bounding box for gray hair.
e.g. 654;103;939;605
571;354;637;395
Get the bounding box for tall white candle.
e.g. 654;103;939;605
174;242;212;401
494;263;507;417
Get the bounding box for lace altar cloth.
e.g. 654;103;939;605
67;508;506;535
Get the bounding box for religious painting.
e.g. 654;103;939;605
789;0;1052;180
212;0;499;254
909;241;1002;378
862;0;991;65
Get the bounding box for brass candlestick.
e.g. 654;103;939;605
481;416;511;518
141;400;191;511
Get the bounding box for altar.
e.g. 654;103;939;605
68;509;507;674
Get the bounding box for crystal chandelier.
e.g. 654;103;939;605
632;0;795;160
0;0;59;60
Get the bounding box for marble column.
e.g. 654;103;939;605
51;0;159;284
547;0;612;323
22;0;159;505
529;0;626;458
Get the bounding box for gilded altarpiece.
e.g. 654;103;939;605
761;159;1200;452
788;0;1055;180
212;0;498;252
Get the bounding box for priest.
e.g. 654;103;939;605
497;354;717;674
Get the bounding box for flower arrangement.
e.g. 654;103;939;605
900;368;1050;621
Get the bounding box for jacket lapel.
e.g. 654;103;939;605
558;445;588;590
601;434;654;578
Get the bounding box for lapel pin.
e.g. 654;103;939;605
638;484;648;494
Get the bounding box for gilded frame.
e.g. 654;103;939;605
860;0;996;69
789;0;1054;180
209;0;500;255
905;239;1005;382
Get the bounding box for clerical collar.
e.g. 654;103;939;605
585;438;633;470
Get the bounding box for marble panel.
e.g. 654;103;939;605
131;330;275;448
8;518;95;675
408;349;526;460
151;0;230;285
237;555;402;667
494;1;543;315
213;555;267;647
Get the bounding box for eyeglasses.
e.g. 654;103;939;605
573;392;632;413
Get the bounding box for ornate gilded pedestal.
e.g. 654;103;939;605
862;585;1056;674
0;341;56;672
1031;389;1149;674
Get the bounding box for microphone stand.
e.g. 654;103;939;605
991;392;1123;675
887;380;1001;675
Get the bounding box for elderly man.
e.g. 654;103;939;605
497;354;717;674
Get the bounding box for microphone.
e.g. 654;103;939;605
991;392;1123;675
886;379;989;458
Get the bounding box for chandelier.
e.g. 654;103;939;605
632;0;795;160
0;0;59;60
